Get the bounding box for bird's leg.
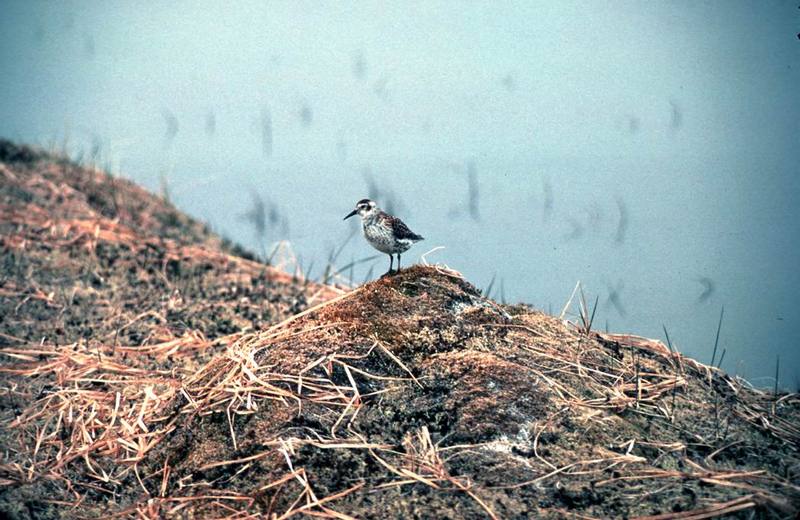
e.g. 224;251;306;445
383;254;393;276
397;253;401;272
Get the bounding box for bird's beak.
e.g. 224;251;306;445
343;209;358;220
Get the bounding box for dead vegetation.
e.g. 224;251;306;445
1;141;799;519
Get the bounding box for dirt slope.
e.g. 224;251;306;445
1;141;798;519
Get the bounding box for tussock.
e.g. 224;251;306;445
1;142;798;519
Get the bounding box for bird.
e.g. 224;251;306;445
344;199;424;275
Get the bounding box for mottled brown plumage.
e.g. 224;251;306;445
386;213;423;241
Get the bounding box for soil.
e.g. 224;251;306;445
1;140;798;519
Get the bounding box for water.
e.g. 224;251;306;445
1;1;798;387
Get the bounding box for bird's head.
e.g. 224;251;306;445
343;199;377;220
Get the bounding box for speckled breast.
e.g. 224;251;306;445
363;221;405;254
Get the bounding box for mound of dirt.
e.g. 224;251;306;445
1;141;799;519
0;141;338;516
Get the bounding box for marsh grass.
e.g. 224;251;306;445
711;306;725;367
577;287;599;336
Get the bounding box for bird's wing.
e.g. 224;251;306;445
387;214;423;240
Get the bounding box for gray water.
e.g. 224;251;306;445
2;1;798;388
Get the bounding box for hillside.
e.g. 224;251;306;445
1;141;798;519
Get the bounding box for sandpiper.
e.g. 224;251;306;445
344;199;424;275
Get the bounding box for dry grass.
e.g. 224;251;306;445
1;142;799;519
